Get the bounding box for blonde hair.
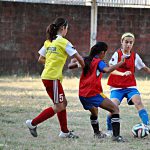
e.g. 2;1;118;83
121;32;135;41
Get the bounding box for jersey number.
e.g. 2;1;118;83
59;94;64;102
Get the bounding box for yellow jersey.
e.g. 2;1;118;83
41;37;69;82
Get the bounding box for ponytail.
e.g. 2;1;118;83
83;42;108;76
46;18;68;42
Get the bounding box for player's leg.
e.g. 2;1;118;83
26;80;69;137
100;98;125;142
57;96;79;138
79;95;106;138
126;88;149;129
89;107;106;138
50;80;78;138
57;109;69;133
106;90;123;135
131;94;150;128
106;99;120;129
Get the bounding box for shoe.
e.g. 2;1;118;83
59;130;79;139
94;131;107;139
112;135;126;142
26;120;37;137
105;130;113;137
145;124;150;133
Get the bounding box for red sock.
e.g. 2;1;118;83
57;109;69;133
32;107;55;126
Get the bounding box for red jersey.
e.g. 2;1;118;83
79;57;103;97
107;49;136;88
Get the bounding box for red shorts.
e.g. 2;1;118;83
42;79;65;104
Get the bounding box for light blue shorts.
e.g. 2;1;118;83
79;93;106;110
110;88;140;105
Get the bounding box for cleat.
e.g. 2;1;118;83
145;125;150;133
59;130;79;139
145;125;150;134
105;130;113;137
26;120;37;137
94;131;107;139
112;135;126;142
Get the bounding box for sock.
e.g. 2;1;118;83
138;109;149;125
111;114;120;137
107;115;112;130
90;115;99;133
32;107;55;126
57;109;69;133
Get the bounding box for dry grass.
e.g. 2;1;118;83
0;76;150;150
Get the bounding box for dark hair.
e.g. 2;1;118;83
83;42;108;76
46;18;68;42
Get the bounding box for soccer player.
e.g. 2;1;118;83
26;17;84;138
68;42;128;142
106;32;150;136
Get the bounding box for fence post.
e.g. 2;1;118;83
90;0;98;48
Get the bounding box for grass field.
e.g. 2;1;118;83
0;77;150;150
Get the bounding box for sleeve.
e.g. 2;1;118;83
98;60;108;72
135;53;146;70
38;46;46;57
65;42;77;56
109;52;118;66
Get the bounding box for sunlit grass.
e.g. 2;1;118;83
0;77;150;150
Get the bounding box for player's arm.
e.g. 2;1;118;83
108;52;131;76
72;52;85;68
66;42;85;69
103;56;131;76
98;60;127;74
110;70;131;76
38;46;46;64
103;62;124;73
135;54;150;74
140;66;150;74
38;55;45;64
103;55;125;73
68;58;79;69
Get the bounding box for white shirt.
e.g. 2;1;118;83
109;50;146;90
38;35;77;57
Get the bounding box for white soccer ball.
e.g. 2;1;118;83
131;123;149;138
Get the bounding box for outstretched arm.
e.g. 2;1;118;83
103;56;125;73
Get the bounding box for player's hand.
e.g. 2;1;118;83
71;58;77;63
122;71;132;76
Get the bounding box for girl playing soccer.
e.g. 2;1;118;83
106;32;150;136
26;17;84;138
69;41;128;142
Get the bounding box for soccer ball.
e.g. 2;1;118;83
131;123;149;138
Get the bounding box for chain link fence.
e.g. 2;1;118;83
2;0;150;7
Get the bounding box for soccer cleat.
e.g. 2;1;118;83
112;135;126;142
145;126;150;134
26;120;37;137
105;130;113;137
94;131;107;139
145;125;150;133
59;130;79;139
